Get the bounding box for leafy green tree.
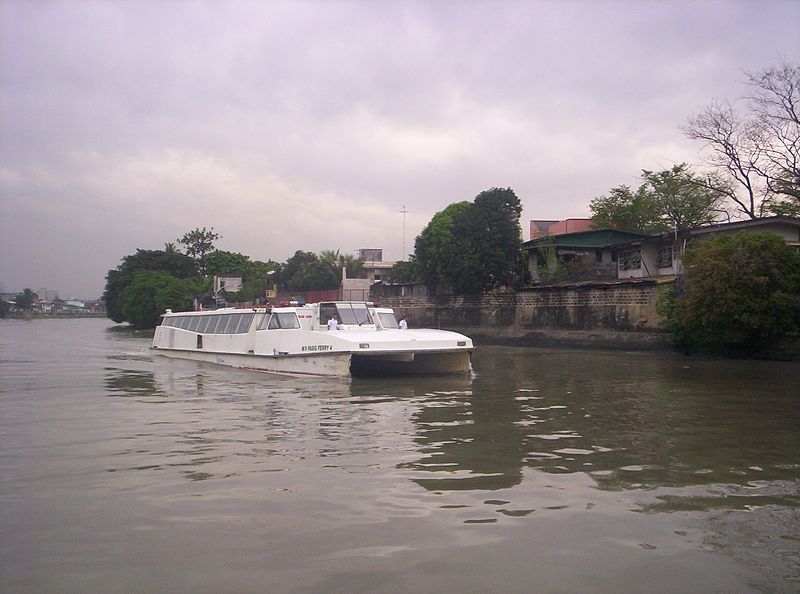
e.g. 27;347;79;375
14;288;36;309
277;251;341;292
104;249;197;323
205;250;251;277
641;165;726;230
590;164;726;234
177;227;220;275
768;197;800;218
277;251;318;291
0;298;9;317
589;185;661;233
415;201;472;292
472;187;525;289
120;271;200;329
663;232;800;355
415;188;524;294
389;258;420;283
288;260;340;292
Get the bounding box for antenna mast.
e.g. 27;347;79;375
399;204;409;259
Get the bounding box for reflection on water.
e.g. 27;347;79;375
2;319;799;592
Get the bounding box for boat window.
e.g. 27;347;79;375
206;316;222;334
174;316;186;329
224;313;242;333
234;313;255;333
217;314;235;334
351;303;372;325
319;304;337;325
276;312;300;329
162;317;174;327
196;316;211;333
378;312;399;329
180;317;191;330
335;303;372;325
258;314;272;331
187;316;202;332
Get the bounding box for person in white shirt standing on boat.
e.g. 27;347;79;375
398;315;408;330
327;314;342;331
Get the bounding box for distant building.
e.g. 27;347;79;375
356;248;395;283
36;288;59;302
530;218;593;239
341;249;397;300
213;275;243;294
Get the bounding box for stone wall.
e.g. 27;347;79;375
379;279;671;348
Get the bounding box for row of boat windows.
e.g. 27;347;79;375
162;313;256;334
162;312;303;334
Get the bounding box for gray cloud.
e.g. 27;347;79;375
1;0;798;297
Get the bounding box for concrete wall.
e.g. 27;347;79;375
379;279;669;348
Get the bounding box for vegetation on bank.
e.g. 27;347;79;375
103;227;369;329
658;232;800;357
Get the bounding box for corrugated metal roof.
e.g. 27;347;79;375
523;229;648;249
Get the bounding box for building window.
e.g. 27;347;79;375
619;248;641;271
657;246;673;268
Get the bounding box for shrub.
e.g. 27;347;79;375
664;232;800;356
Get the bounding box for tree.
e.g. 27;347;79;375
319;249;364;284
590;185;662;234
177;227;220;275
662;232;800;356
683;61;800;218
14;288;36;309
0;298;8;318
104;249;197;323
414;188;524;294
389;258;420;283
590;164;726;234
120;271;200;329
205;250;251;277
415;201;472;292
277;251;318;291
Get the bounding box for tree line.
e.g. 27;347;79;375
103;227;367;328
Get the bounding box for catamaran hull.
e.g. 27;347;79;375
153;348;472;378
153;348;353;378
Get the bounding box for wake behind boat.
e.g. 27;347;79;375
151;301;473;378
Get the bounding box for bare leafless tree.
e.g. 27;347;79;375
683;61;800;218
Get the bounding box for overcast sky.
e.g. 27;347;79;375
1;0;798;298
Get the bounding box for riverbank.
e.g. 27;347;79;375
382;280;672;351
2;311;106;319
466;327;671;350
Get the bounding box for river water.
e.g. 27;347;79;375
1;318;799;593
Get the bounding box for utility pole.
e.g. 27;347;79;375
399;204;409;259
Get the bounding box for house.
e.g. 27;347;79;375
355;248;395;283
524;229;649;282
213;275;243;294
613;216;800;280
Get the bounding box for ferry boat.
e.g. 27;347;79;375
151;301;473;378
